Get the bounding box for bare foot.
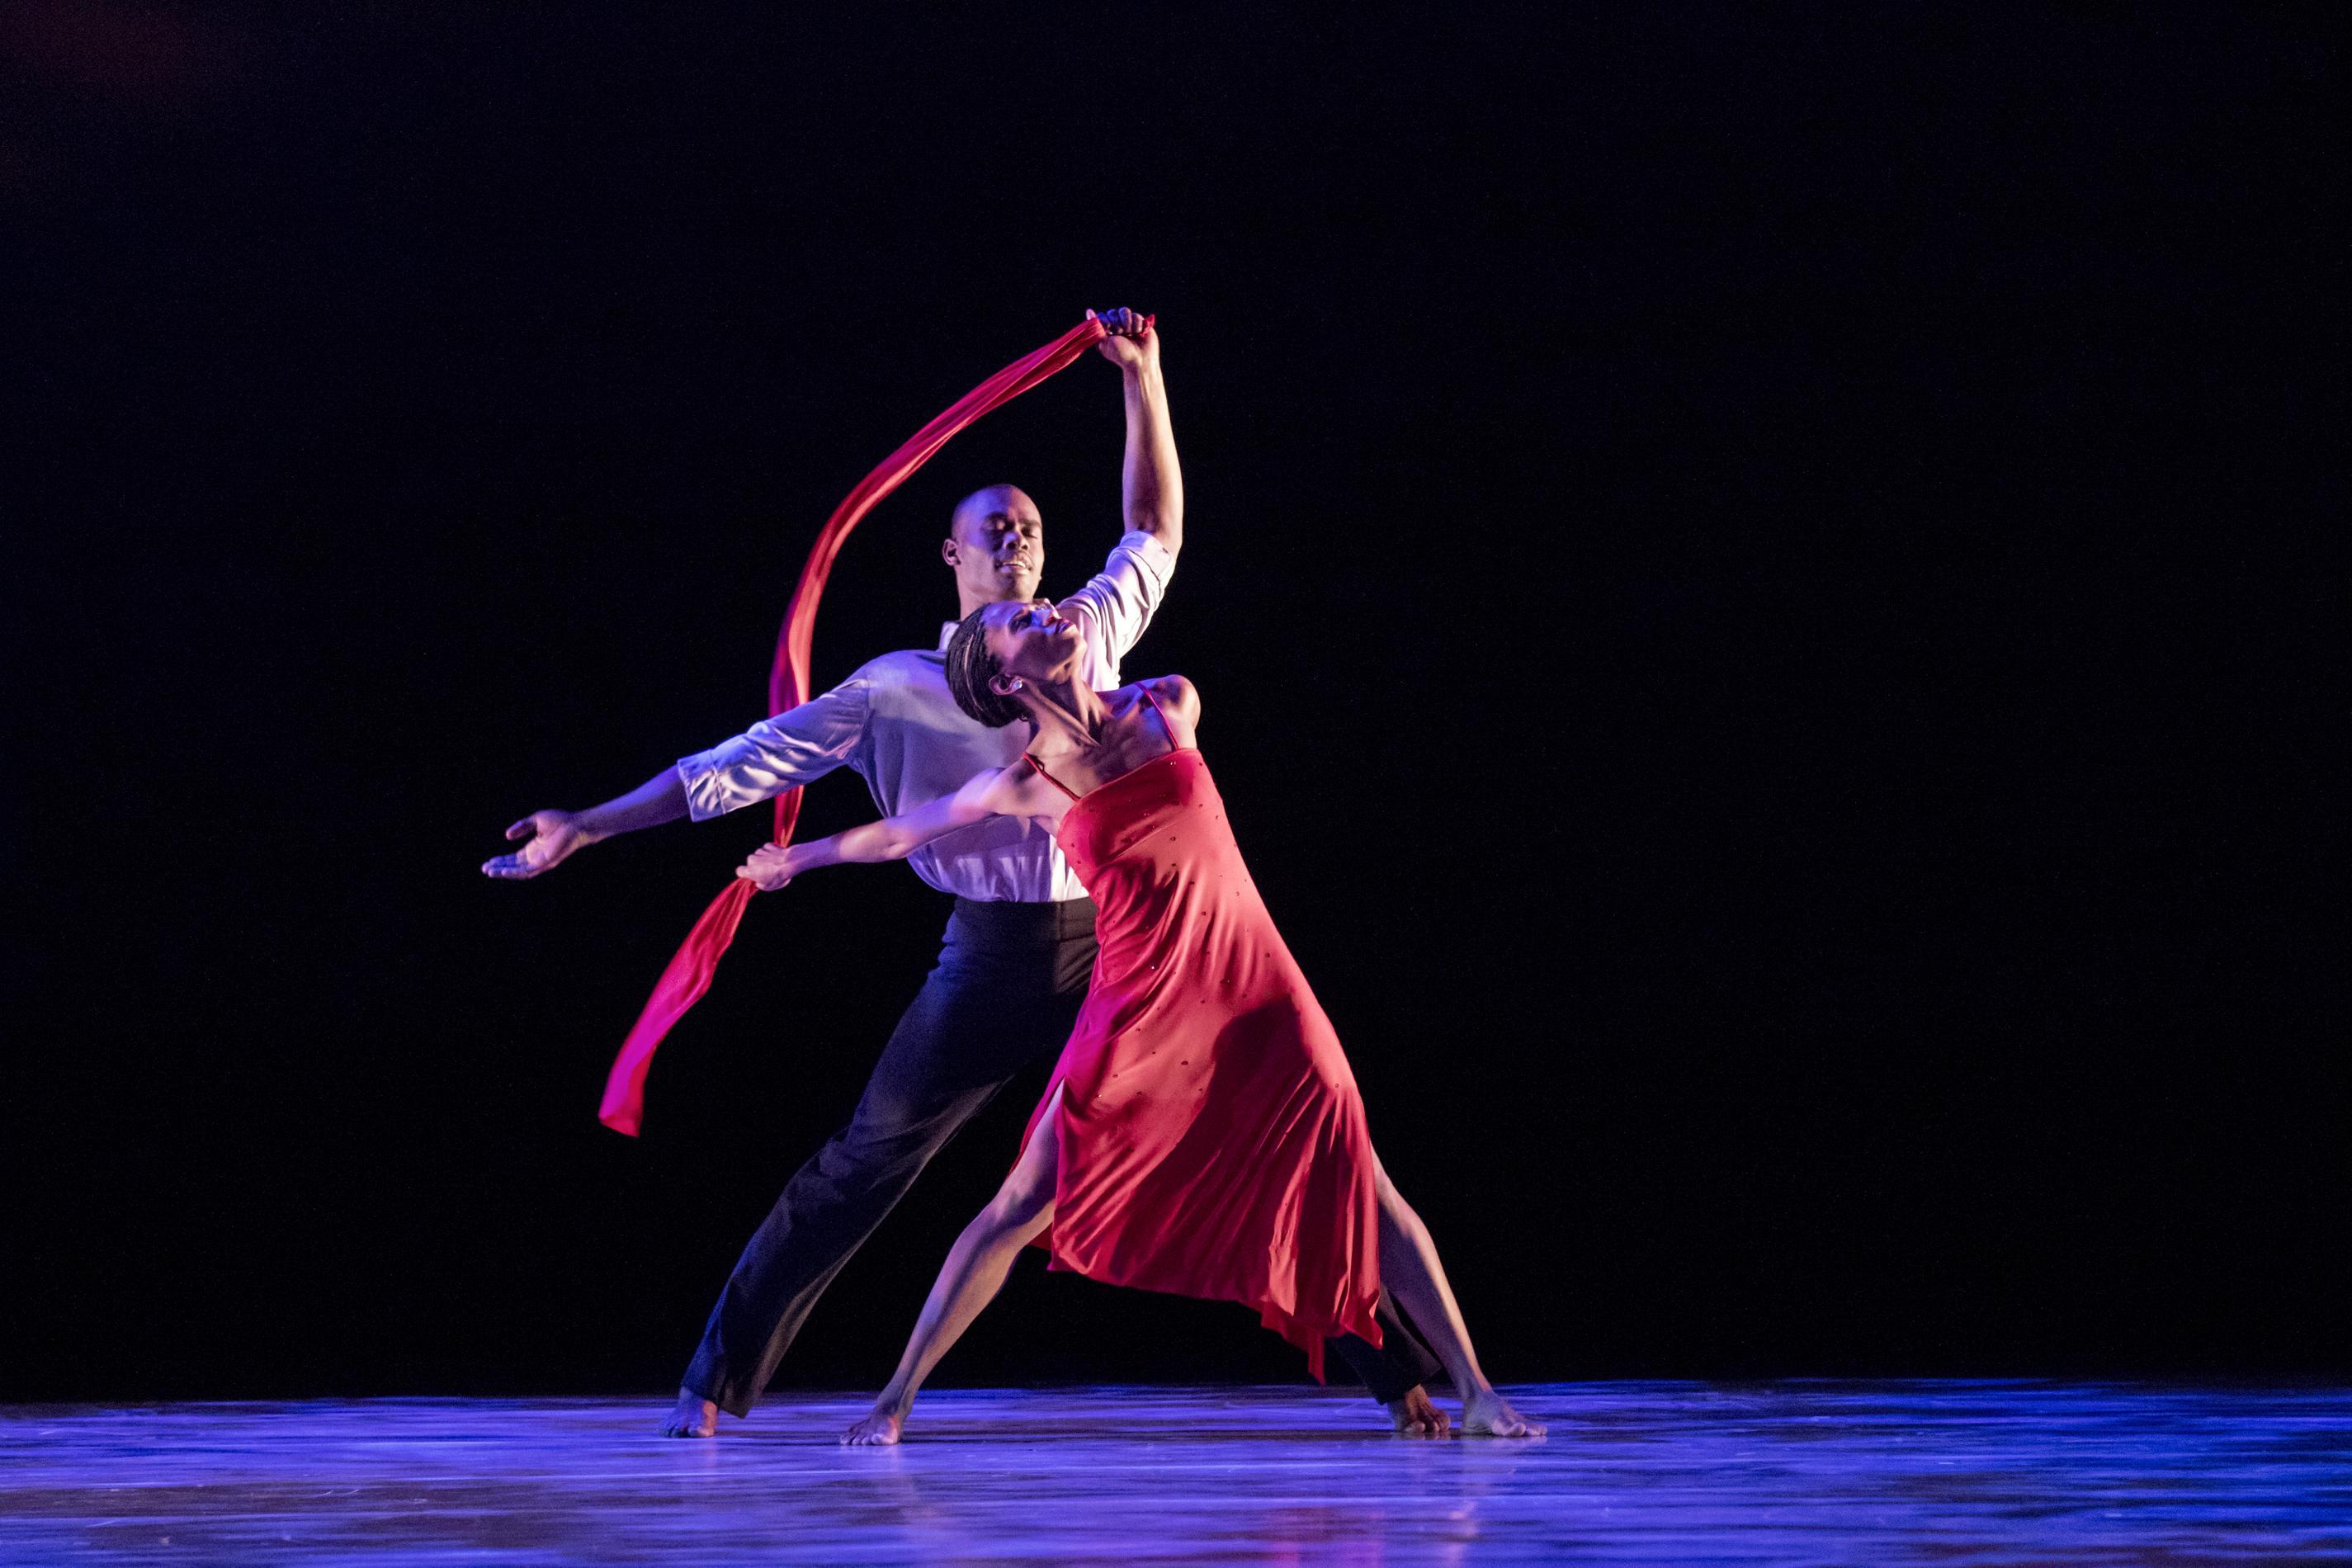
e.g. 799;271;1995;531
1390;1386;1452;1437
1462;1387;1546;1438
659;1387;718;1438
842;1405;905;1446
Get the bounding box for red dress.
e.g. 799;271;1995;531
1019;700;1384;1377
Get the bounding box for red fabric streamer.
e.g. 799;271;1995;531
597;314;1136;1136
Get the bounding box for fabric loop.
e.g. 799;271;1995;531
597;315;1136;1136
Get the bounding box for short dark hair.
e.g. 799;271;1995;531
945;607;1028;728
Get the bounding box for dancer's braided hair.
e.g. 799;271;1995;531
945;607;1029;729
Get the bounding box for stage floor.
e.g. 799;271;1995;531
2;1383;2345;1564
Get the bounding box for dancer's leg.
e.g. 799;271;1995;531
661;980;1038;1433
1328;1294;1451;1435
662;903;1095;1435
843;1086;1066;1446
1371;1156;1545;1438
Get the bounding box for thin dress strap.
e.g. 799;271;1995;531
1022;752;1082;802
1025;687;1174;804
1139;682;1169;729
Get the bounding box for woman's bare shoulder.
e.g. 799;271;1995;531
1134;673;1201;729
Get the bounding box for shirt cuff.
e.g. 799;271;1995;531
673;749;744;823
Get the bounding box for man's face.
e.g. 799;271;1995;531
943;485;1045;605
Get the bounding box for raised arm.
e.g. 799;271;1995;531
1090;308;1182;559
736;765;1056;890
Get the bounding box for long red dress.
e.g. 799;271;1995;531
1018;701;1384;1377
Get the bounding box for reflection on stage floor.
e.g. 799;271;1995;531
3;1382;2346;1563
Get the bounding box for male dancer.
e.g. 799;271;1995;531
484;309;1451;1436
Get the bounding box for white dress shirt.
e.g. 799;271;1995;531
675;531;1174;904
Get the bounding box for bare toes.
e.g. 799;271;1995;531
841;1415;901;1446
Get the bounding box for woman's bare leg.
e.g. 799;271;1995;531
1372;1157;1545;1438
842;1089;1065;1446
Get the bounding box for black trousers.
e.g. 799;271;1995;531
683;895;1445;1416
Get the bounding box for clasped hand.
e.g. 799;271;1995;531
1088;306;1155;371
738;843;799;892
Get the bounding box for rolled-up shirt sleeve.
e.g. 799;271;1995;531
673;673;871;822
1060;529;1176;670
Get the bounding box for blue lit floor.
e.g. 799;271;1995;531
3;1383;2346;1564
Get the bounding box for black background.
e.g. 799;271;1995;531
7;5;2340;1400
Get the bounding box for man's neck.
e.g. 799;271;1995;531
956;587;1027;620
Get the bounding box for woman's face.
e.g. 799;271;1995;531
983;597;1083;688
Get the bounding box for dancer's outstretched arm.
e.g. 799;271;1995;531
734;763;1066;890
480;769;690;879
484;674;871;881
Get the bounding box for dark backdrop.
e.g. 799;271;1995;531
7;5;2340;1400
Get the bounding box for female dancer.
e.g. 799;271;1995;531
737;597;1542;1443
